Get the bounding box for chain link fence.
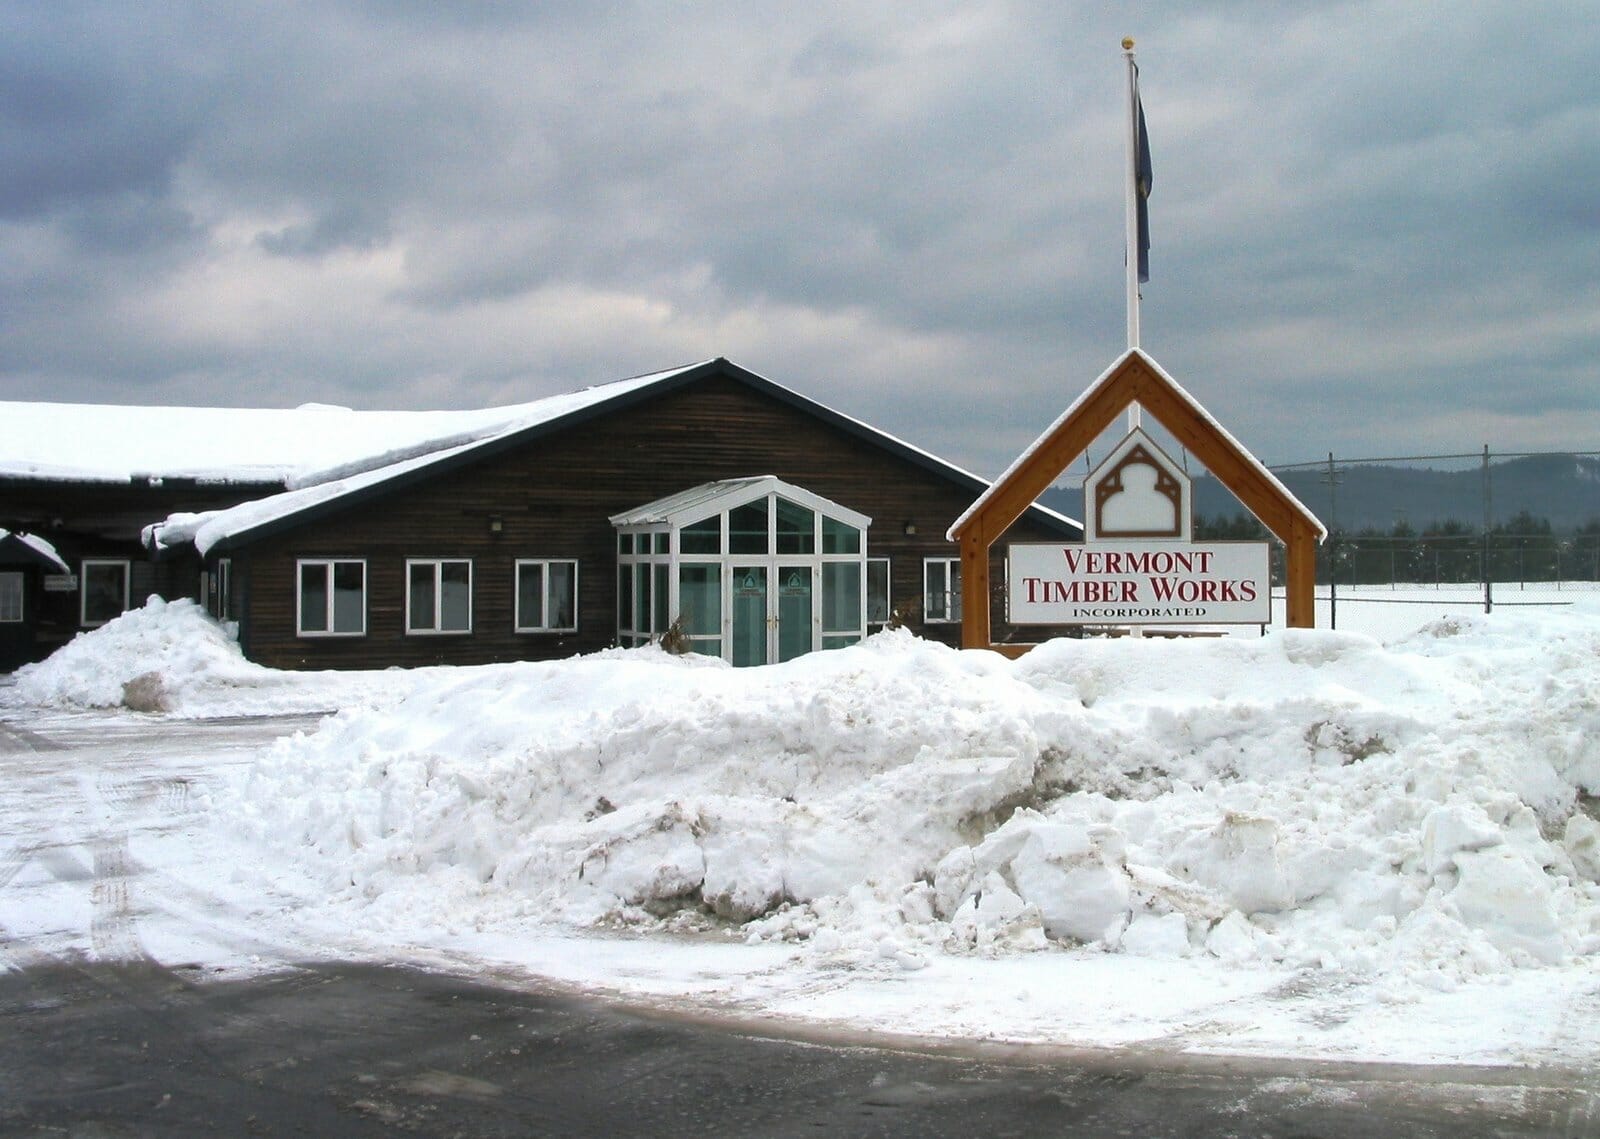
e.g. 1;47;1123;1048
1240;448;1600;631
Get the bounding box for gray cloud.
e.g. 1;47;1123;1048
2;1;1598;479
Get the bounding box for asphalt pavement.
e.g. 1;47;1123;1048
3;956;1597;1138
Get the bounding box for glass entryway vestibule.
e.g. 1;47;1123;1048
611;477;871;666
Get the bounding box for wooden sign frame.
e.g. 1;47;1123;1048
948;349;1325;653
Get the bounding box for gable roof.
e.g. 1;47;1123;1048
145;358;1080;556
949;348;1325;545
0;530;69;572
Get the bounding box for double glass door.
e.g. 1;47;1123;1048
731;564;813;667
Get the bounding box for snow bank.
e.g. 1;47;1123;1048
214;610;1600;991
8;598;407;716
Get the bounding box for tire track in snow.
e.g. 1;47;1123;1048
88;831;151;965
0;719;66;753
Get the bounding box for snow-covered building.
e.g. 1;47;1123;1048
1;359;1079;670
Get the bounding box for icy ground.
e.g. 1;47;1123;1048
5;595;1600;1069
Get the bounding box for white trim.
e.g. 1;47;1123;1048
296;558;367;637
405;558;474;635
80;558;130;627
514;558;579;633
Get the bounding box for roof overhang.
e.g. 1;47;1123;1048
0;530;70;572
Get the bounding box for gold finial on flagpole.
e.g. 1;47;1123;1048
1122;36;1135;50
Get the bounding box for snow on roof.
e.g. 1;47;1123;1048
145;365;706;557
0;529;69;572
0;363;704;488
147;433;498;557
78;353;1075;553
948;348;1326;542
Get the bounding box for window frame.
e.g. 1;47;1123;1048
212;557;233;621
514;558;579;634
0;571;22;623
923;556;963;624
296;558;367;638
405;558;474;636
80;558;131;627
866;556;891;629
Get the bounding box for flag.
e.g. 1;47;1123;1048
1133;63;1153;283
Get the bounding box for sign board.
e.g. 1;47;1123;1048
1008;541;1271;625
43;574;78;592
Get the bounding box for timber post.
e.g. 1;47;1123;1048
960;527;991;649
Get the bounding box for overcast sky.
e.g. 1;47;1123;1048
4;2;1598;479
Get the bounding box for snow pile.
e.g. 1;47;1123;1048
221;611;1600;990
8;598;404;716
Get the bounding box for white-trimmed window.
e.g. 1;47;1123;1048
867;557;890;629
516;559;578;632
923;557;962;623
407;559;473;634
81;559;130;627
297;559;366;636
0;572;22;623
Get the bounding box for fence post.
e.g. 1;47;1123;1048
1324;452;1340;630
1481;444;1493;615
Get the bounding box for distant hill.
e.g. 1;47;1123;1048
1039;453;1600;533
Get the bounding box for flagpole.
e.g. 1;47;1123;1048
1122;38;1145;640
1121;36;1145;453
1123;36;1142;363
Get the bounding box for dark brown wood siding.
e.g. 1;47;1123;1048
229;375;1074;670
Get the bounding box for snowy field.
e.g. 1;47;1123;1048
5;588;1600;1071
1274;581;1600;641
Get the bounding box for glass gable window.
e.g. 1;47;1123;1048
775;498;815;554
298;559;366;636
681;517;721;554
516;559;578;632
823;517;861;555
81;559;130;627
407;559;472;634
728;500;769;555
